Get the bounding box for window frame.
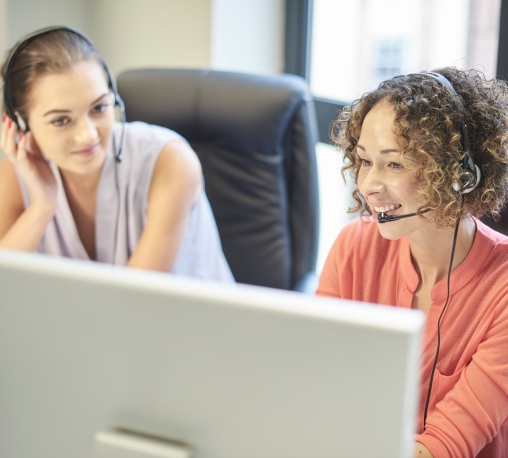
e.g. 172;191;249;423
286;0;508;144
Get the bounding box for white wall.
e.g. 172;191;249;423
90;0;213;76
6;0;91;47
1;0;285;76
211;0;285;75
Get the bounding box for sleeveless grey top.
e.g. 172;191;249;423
16;121;234;282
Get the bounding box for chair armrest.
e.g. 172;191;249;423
294;272;319;294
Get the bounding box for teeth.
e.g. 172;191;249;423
374;204;401;213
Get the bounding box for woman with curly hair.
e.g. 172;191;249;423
317;68;508;458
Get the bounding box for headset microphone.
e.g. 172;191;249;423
377;209;430;223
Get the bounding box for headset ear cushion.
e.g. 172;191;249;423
452;164;481;194
452;165;463;193
14;112;27;132
462;164;481;194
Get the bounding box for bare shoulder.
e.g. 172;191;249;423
154;139;202;178
150;140;203;202
0;158;25;234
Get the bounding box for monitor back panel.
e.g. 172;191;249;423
0;251;424;458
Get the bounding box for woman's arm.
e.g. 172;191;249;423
0;117;57;251
127;139;202;272
0;158;55;251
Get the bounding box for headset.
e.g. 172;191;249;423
375;72;482;430
422;72;481;193
377;71;481;224
2;26;125;162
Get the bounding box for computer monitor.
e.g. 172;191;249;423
0;250;424;458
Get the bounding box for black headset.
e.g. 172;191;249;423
411;72;480;430
2;26;125;162
376;72;482;429
416;72;481;194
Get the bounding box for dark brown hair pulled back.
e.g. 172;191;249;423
2;29;105;127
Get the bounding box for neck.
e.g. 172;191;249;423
59;166;102;195
408;216;476;287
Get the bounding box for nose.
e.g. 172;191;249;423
358;165;386;197
74;116;99;145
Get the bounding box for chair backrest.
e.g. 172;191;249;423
117;69;320;290
482;211;508;236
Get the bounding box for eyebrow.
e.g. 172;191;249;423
43;93;110;117
356;144;401;154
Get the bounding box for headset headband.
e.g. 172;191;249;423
412;71;480;193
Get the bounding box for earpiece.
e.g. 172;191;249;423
452;164;481;194
3;26;125;162
14;111;26;132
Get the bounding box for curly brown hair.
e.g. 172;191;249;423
332;67;508;228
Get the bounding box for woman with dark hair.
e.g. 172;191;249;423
0;27;233;281
318;68;508;457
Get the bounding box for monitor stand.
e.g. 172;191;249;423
93;429;191;458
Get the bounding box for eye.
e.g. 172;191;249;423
388;162;404;169
91;103;109;115
51;117;70;127
359;157;372;167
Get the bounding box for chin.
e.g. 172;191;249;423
67;148;107;175
376;222;411;241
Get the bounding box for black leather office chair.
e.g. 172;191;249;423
483;212;508;235
117;69;320;291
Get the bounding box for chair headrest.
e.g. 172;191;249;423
117;69;312;156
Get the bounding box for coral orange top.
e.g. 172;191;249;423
317;217;508;458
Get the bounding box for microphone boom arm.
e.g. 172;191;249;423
378;209;430;223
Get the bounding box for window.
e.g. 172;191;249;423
286;0;505;272
372;38;406;88
309;0;502;104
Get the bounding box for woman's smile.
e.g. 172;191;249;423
71;142;100;158
371;202;402;214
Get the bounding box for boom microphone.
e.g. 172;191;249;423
377;209;430;223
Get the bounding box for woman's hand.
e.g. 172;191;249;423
1;114;57;214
